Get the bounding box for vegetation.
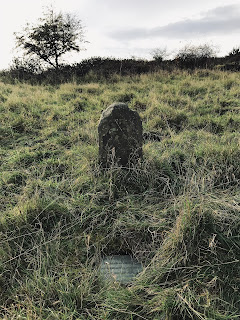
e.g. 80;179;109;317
2;54;240;86
14;8;86;71
0;69;240;319
175;44;217;69
151;47;169;62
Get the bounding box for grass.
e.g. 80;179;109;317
0;69;240;319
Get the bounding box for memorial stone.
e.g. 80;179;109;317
100;255;143;284
98;103;143;168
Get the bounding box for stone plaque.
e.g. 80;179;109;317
98;103;143;168
100;255;143;284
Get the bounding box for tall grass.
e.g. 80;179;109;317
0;69;240;319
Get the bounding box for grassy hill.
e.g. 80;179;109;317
0;70;240;319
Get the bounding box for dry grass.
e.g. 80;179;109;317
0;69;240;319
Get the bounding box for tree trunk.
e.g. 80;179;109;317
55;55;59;71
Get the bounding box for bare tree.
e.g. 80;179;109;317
151;47;169;62
175;44;216;69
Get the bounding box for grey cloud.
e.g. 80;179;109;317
109;4;240;40
205;4;239;18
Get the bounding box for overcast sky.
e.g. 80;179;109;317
0;0;240;70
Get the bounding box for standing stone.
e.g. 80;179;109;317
98;103;142;168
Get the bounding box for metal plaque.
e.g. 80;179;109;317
100;255;143;284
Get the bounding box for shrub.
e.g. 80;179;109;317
175;44;216;69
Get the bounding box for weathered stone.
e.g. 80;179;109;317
98;103;142;167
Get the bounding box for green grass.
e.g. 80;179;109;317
0;69;240;319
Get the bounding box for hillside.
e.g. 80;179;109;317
0;70;240;319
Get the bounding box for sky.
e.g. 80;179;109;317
0;0;240;70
